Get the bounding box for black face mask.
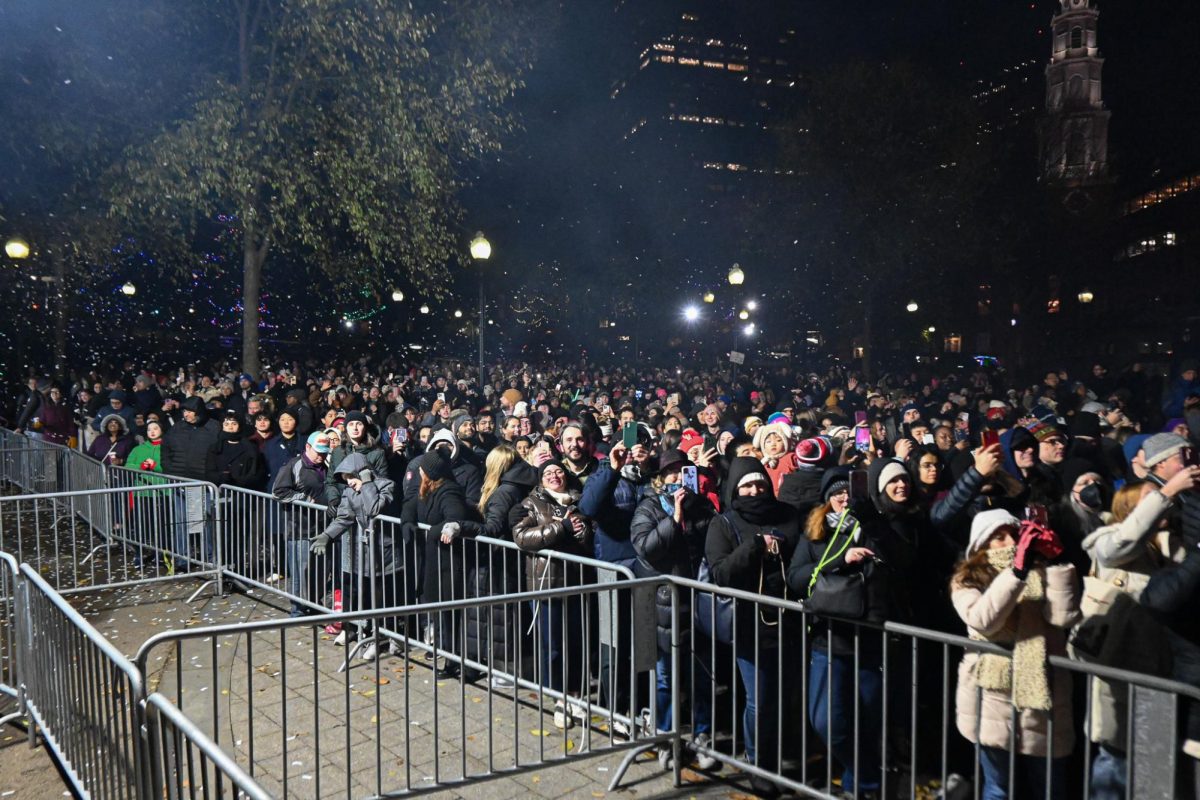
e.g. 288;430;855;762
1079;482;1107;511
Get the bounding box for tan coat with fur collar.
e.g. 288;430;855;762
952;564;1081;756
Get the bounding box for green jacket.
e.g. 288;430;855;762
127;441;169;497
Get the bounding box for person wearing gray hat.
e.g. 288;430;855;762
1143;433;1190;470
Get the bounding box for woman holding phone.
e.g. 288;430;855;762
788;466;889;796
510;459;593;729
631;449;717;770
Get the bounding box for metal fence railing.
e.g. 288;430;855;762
144;692;273;800
20;563;146;800
666;576;1200;800
0;551;22;728
4;425;1200;800
0;483;220;594
133;578;672;799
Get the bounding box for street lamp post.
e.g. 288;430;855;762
470;232;491;389
5;238;30;260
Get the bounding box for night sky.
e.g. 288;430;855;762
461;0;1200;323
3;1;1198;365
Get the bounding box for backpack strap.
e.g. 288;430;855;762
807;511;860;597
721;511;743;546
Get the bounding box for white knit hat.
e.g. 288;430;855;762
752;422;794;453
967;509;1021;555
875;460;908;494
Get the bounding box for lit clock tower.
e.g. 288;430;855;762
1040;0;1111;211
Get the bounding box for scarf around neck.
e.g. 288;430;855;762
973;545;1052;712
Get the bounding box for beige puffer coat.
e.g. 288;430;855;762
1077;488;1179;746
952;564;1081;757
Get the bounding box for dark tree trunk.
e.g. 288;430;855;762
242;228;264;376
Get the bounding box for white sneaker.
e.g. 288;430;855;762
334;630;349;646
553;701;575;730
359;641;378;661
656;742;674;771
490;675;515;690
690;732;717;770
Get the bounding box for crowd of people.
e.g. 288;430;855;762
9;354;1200;799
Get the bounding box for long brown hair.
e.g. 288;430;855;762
1110;481;1146;523
805;502;834;542
419;473;445;501
950;548;998;593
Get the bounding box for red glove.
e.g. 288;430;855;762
1031;528;1064;562
1013;524;1039;576
141;459;156;471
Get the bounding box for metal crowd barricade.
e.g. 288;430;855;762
0;551;22;727
145;693;273;800
134;579;676;799
0;482;220;594
662;576;1200;800
20;564;146;800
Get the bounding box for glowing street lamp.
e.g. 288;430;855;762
391;289;404;302
727;263;745;285
419;304;430;315
738;309;750;320
746;299;758;311
703;291;715;304
683;305;700;322
906;300;919;313
454;309;463;318
1077;289;1094;304
121;281;137;296
469;232;491;261
469;231;491;386
5;238;30;260
743;323;755;336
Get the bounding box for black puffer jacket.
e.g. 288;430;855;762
205;432;266;490
419;479;483;605
704;457;800;648
271;452;327;540
161;403;220;481
865;457;958;632
481;462;538;539
631;486;714;651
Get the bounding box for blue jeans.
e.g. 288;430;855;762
655;647;711;735
979;746;1067;800
809;648;882;793
735;645;778;767
1089;746;1126;800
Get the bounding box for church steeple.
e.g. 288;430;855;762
1041;0;1110;196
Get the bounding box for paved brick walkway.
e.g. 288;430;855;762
68;581;769;800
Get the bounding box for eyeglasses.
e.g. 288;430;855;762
919;461;941;470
